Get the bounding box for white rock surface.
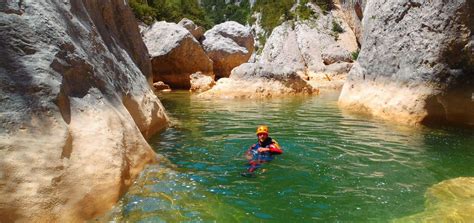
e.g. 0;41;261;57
0;0;168;222
190;72;216;93
201;4;358;97
143;21;213;89
178;18;205;41
260;22;306;72
202;21;254;78
339;0;474;126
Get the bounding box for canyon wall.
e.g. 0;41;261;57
339;0;473;126
0;0;168;222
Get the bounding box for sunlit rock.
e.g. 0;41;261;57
260;22;307;72
337;0;366;44
0;0;168;222
178;18;205;41
395;177;474;222
143;21;213;89
202;21;254;78
199;63;317;98
307;62;353;90
202;4;358;97
190;72;216;93
339;0;474;126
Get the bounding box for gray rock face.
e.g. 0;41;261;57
178;18;205;41
338;0;366;44
339;0;474;126
0;0;168;222
143;21;213;89
202;21;254;78
260;23;307;72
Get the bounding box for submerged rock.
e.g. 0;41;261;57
190;72;216;93
0;0;168;222
143;21;213;89
339;0;474;126
152;81;171;92
395;177;474;222
202;21;254;78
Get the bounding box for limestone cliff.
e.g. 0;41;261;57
339;0;474;126
200;2;358;98
0;0;168;222
337;0;366;45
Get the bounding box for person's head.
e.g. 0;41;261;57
256;125;269;142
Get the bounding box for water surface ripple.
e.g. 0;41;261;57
110;91;474;222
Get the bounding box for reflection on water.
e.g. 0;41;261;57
107;91;474;222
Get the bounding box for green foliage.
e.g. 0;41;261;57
201;0;251;26
254;33;267;55
252;0;334;35
129;0;158;25
129;0;214;29
310;0;334;14
331;20;344;40
252;0;295;35
296;0;316;21
351;49;360;60
332;20;344;33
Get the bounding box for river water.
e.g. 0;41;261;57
107;91;474;222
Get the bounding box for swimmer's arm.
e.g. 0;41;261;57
268;142;283;154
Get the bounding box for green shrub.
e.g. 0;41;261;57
129;0;157;25
310;0;334;14
253;0;294;35
129;0;214;29
258;33;267;53
296;0;316;21
351;49;360;60
332;20;344;33
202;0;251;27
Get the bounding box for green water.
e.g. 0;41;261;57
109;91;474;222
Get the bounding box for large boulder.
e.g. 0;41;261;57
0;0;168;222
202;21;254;78
143;21;213;89
339;0;474;126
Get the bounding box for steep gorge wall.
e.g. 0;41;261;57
339;0;473;126
337;0;366;45
0;0;168;222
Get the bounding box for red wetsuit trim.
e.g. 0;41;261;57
268;144;283;154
